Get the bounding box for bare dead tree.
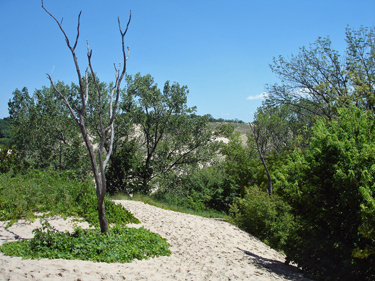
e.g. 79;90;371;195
41;0;131;233
249;122;273;196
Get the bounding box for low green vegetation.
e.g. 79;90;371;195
0;169;139;226
0;221;170;263
0;169;171;263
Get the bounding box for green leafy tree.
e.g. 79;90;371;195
268;26;375;120
107;73;215;194
248;102;312;195
8;84;89;174
275;106;375;280
218;127;260;195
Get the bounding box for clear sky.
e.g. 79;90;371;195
1;0;374;121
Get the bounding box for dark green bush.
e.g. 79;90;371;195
275;106;375;280
106;139;143;195
229;187;295;250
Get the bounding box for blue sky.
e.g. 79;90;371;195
1;1;374;121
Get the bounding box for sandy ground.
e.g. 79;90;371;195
0;200;310;281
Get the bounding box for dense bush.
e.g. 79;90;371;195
0;221;170;263
106;139;143;195
275;106;375;280
0;145;29;174
0;169;139;226
0;117;11;146
155;166;238;213
229;187;295;250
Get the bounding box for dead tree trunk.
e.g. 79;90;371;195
41;0;131;233
249;122;273;196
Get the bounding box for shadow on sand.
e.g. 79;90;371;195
237;248;312;281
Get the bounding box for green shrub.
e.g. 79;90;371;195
228;187;295;250
155;166;238;213
275;106;375;280
0;169;139;226
0;220;170;263
0;145;29;174
106;139;143;195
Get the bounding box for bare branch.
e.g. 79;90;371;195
84;65;89;106
73;12;81;50
103;67;119;169
86;40;105;134
41;0;84;104
106;11;131;129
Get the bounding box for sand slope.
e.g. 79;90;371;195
0;200;310;281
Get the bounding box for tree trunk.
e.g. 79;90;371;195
249;123;273;196
98;195;109;233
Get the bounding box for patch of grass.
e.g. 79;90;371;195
0;169;139;226
111;192;226;219
0;220;170;263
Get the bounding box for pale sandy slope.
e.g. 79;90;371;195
0;200;311;281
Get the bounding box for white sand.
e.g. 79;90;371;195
0;200;310;281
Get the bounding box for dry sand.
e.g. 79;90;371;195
0;200;310;281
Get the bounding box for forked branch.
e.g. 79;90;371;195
41;0;84;107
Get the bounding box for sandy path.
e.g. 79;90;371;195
0;200;309;281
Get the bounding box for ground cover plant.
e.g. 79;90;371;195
0;169;171;263
0;221;170;263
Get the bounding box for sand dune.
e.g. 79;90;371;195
0;200;310;280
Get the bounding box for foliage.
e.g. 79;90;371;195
251;102;311;154
218;129;262;195
155;166;238;213
268;26;375;119
8;85;90;176
355;183;375;259
0;145;29;174
0;220;170;263
0;117;11;146
275;106;375;280
0;170;139;226
106;138;143;195
205;114;244;123
107;73;216;195
229;187;295;250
